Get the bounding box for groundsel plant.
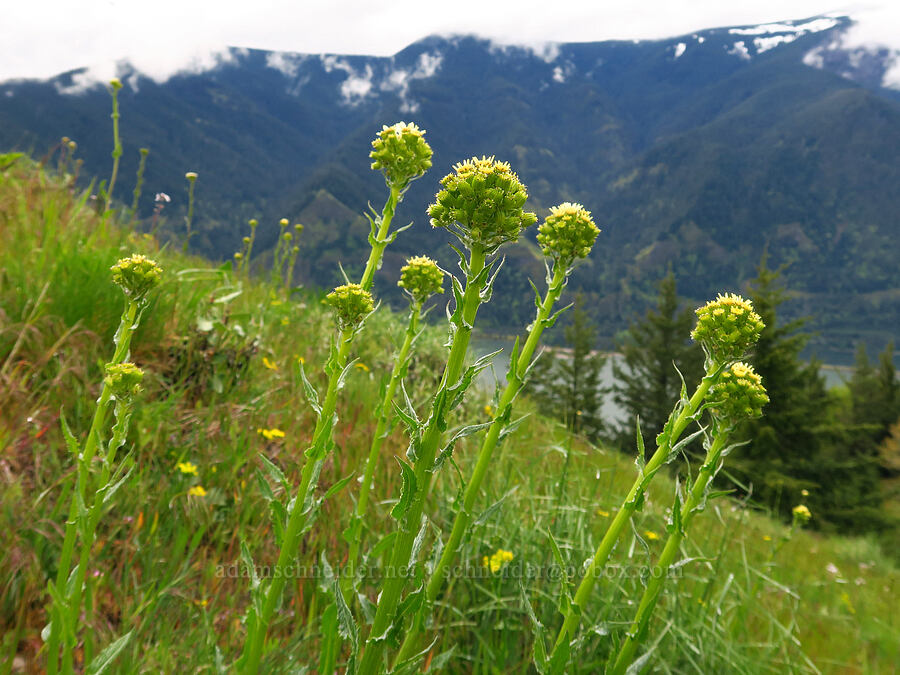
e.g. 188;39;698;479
394;203;601;664
609;362;769;674
356;156;538;674
45;255;162;675
543;293;765;672
104;78;123;212
237;122;432;673
344;256;445;598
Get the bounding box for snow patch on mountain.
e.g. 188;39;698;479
729;17;839;37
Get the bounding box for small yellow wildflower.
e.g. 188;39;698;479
596;509;610;518
262;357;279;371
763;535;772;542
644;530;660;541
297;356;306;365
801;489;810;497
177;461;199;476
187;485;207;497
484;404;494;416
257;428;286;441
483;548;514;573
355;362;370;372
281;317;289;326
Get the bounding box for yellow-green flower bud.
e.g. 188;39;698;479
249;219;258;228
709;362;768;423
369;122;433;189
242;236;251;245
294;223;304;232
283;232;292;241
68;140;77;151
691;293;764;362
291;246;299;254
104;362;144;399
110;254;163;302
398;255;444;303
536;202;600;264
140;148;149;157
185;171;198;182
325;283;374;330
279;218;289;227
792;504;812;525
109;78;123;91
428;156;537;252
234;252;243;260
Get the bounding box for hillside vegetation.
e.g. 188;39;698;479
1;147;899;673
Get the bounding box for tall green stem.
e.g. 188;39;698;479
395;261;569;663
345;303;422;597
360;186;399;291
609;433;729;675
105;84;122;212
46;300;138;674
549;365;720;659
357;246;487;675
60;401;134;675
238;184;403;673
240;328;355;672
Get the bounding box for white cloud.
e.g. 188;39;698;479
380;51;443;112
754;34;799;53
2;1;899;85
727;41;752;61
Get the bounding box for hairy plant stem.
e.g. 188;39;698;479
129;148;148;227
358;245;487;675
47;300;139;675
395;261;569;664
238;184;401;673
549;364;720;659
105;86;122;213
344;301;423;599
360;186;399;291
609;432;729;675
240;327;354;673
60;401;134;675
183;178;196;253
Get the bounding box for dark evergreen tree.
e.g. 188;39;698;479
733;257;887;532
849;342;899;445
611;271;703;443
529;293;605;441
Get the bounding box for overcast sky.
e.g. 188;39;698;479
2;0;897;83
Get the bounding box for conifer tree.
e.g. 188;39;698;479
612;271;703;443
734;256;886;531
529;293;605;441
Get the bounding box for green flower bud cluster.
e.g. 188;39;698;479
691;293;764;362
325;283;374;330
427;156;537;252
104;362;144;399
792;504;812;525
398;255;444;303
370;122;433;189
536;202;600;264
110;254;163;302
709;362;768;423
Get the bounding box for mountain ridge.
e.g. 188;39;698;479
2;15;899;358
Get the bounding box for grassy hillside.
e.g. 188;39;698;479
1;155;898;673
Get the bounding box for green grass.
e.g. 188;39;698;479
1;154;898;673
